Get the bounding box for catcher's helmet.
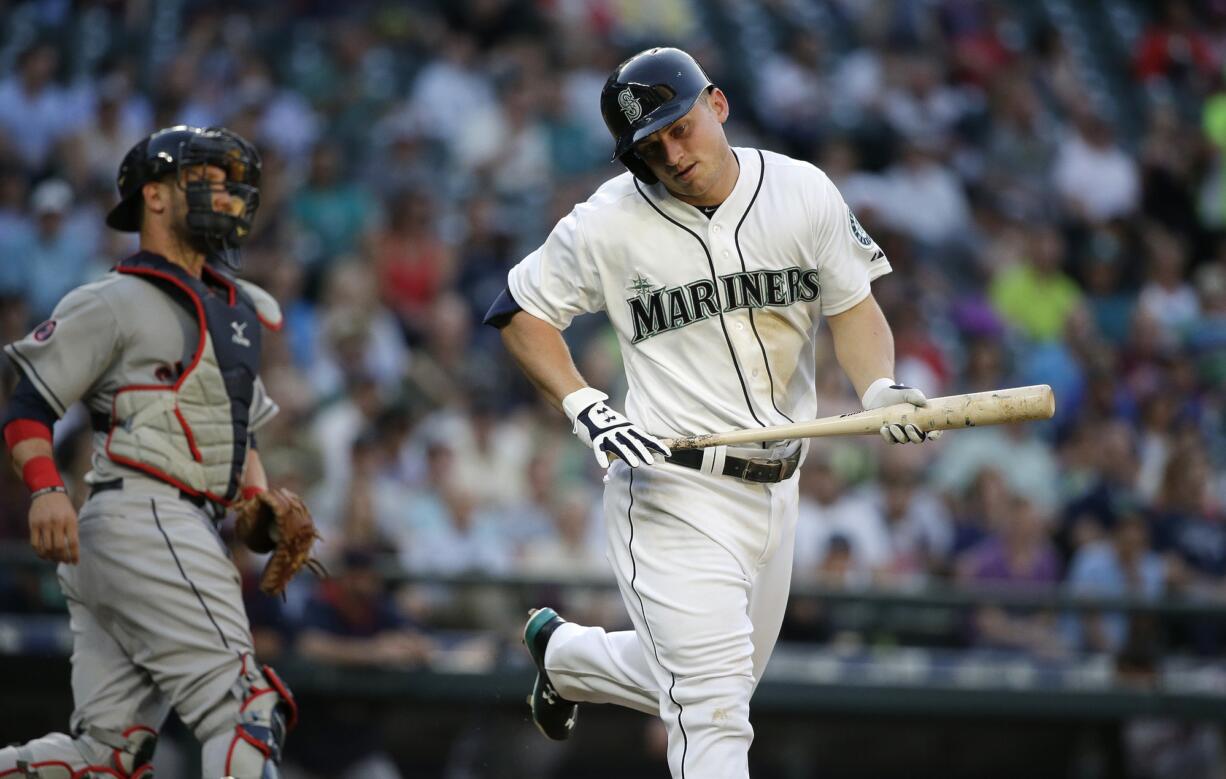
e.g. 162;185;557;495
106;125;261;272
600;47;714;184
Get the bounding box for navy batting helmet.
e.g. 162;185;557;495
600;47;714;184
106;125;261;272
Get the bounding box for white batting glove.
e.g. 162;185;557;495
563;387;671;468
861;378;943;445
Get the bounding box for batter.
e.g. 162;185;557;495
1;126;298;778
486;48;941;778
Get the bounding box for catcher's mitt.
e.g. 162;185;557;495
233;487;325;596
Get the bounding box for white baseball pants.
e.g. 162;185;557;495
544;447;800;779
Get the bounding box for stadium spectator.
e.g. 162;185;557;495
0;43;81;173
794;452;888;587
863;451;954;584
958;493;1066;656
989;225;1082;343
0;178;95;319
372;189;456;337
1052;112;1141;223
293;546;428;779
1064;513;1167;654
290;141;379;274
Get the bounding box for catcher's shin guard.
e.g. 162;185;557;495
0;725;156;778
206;660;297;779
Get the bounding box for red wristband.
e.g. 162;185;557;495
240;485;266;501
22;456;64;493
4;419;52;450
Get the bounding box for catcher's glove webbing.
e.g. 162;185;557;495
233;487;325;595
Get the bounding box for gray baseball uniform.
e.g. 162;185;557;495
0;252;291;779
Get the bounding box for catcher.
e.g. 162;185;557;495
0;126;320;779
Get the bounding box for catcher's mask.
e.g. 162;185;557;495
107;125;262;274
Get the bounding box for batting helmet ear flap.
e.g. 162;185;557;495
618;150;659;185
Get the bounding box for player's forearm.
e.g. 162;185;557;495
9;438;54;479
826;294;895;402
500;311;587;413
241;447;269;493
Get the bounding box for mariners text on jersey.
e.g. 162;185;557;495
627;266;821;342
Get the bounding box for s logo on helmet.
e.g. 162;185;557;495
618;88;642;122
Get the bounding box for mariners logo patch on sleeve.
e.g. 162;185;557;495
32;320;56;342
848;208;875;248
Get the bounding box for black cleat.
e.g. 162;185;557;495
523;607;578;740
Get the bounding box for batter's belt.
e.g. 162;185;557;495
665;446;800;483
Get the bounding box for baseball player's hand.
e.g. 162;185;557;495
563;387;671;468
29;490;79;563
861;378;943;445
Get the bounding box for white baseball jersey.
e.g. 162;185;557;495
507;147;891;440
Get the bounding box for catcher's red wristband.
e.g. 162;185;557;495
22;456;64;493
4;419;52;450
240;485;266;501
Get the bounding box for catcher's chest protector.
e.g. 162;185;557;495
104;253;264;503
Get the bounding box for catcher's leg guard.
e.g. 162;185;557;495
0;726;156;778
201;660;297;779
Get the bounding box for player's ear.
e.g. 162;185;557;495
141;180;168;219
706;88;730;124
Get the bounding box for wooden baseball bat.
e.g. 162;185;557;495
662;384;1055;451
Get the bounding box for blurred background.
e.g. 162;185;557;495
1;0;1225;777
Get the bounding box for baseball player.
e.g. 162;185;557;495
485;48;941;778
0;126;318;778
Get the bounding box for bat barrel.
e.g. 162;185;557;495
662;385;1055;450
910;384;1055;430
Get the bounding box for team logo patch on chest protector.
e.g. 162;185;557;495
627;266;821;343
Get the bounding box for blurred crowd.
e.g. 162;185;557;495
1;0;1225;704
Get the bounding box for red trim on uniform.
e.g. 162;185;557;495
106;265;232;505
241;485;265;501
22;455;64;492
202;264;238;307
255;311;283;332
241;687;274;711
174;407;203;462
114;266;208;389
103;443;231;505
71;767;124;779
109;724;158;776
3;418;52;449
262;664;299;730
225;726;272;774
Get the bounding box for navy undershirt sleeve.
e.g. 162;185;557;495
1;373;59;432
483;286;523;329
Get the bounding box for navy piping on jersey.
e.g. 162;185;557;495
625;468;688;777
633;175;765;428
152;498;230;649
736;149;793;424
